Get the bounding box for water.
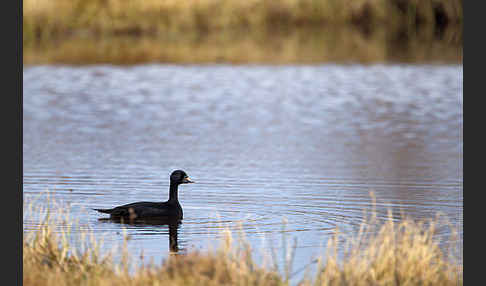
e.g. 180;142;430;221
23;64;463;279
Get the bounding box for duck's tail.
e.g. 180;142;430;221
93;208;114;214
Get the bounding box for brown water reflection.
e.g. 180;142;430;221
23;64;463;278
24;26;462;65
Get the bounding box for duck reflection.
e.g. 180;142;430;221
98;217;181;252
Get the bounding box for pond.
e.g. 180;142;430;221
23;64;463;280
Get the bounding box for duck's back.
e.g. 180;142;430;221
94;201;182;220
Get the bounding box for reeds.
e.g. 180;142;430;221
23;0;462;64
23;200;284;286
23;198;462;286
23;0;462;40
315;210;462;285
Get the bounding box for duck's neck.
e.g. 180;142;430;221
169;182;179;202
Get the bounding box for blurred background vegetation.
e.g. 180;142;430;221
23;0;462;64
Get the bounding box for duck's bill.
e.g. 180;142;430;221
183;177;195;184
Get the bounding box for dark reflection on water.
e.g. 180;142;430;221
23;64;463;279
98;218;182;253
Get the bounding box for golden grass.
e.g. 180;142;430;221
23;198;462;286
315;211;462;285
23;0;462;64
23;201;284;286
23;0;462;40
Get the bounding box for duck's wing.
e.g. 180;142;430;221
94;202;172;218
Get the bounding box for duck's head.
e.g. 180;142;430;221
170;170;194;184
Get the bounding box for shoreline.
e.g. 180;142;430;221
24;200;463;286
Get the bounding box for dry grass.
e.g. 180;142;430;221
23;199;284;286
23;0;462;40
23;0;462;64
23;198;462;286
314;211;462;286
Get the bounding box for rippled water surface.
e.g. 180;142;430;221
23;64;463;278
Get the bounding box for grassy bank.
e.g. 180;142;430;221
23;0;462;64
24;0;462;41
23;201;462;285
